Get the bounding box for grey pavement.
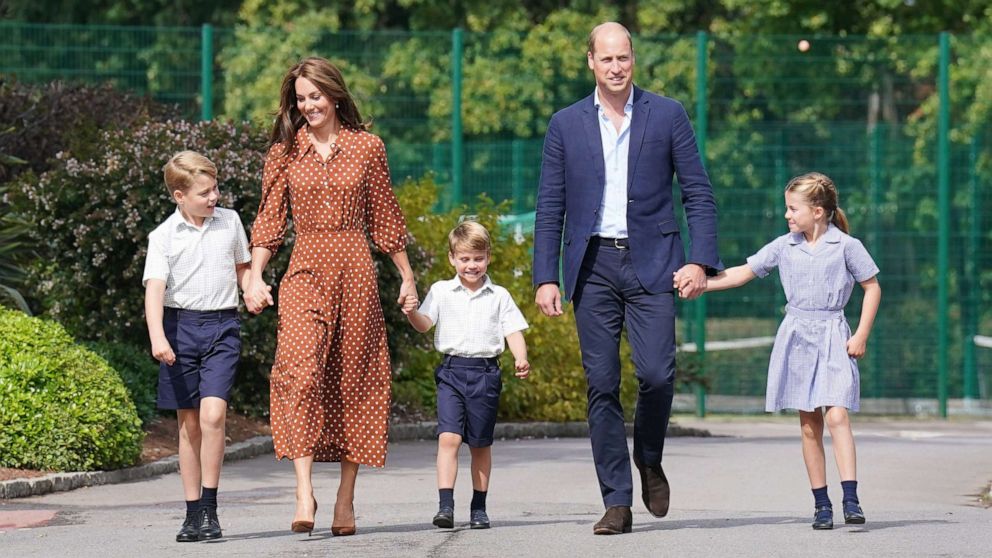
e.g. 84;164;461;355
1;416;990;557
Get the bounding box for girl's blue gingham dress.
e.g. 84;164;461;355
747;224;879;412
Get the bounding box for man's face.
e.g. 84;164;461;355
587;29;634;96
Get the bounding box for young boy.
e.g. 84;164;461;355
405;220;530;530
143;151;251;542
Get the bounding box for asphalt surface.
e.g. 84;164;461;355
2;416;990;557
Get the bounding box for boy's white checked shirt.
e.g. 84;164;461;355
142;207;251;311
417;275;529;358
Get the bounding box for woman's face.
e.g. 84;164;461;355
295;77;335;132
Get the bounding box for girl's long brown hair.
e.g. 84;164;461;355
269;56;369;157
785;172;850;233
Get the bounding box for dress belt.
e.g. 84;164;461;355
786;306;844;320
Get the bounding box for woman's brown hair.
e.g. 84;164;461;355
269;56;369;157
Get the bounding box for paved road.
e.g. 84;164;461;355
2;417;990;557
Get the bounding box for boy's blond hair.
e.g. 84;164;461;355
163;151;217;196
448;220;491;254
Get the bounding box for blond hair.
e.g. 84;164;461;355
448;220;491;254
163;151;217;196
785;172;850;233
587;22;634;56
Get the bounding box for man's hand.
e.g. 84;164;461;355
535;283;563;317
674;264;707;300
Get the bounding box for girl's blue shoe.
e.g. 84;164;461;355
812;505;834;530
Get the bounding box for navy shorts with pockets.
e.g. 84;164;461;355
157;307;240;410
434;355;502;448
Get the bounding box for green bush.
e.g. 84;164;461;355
0;308;143;471
7;118;278;415
84;341;160;426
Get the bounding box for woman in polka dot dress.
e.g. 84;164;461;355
243;57;418;537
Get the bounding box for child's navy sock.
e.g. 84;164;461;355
439;488;454;509
470;490;487;511
185;499;201;515
201;486;218;510
812;486;831;508
840;480;859;504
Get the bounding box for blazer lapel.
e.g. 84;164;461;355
582;98;606;190
627;86;649;191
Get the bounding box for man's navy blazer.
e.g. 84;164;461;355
533;86;723;299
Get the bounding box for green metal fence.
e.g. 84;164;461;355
2;23;989;415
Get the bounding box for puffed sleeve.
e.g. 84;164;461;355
364;134;408;253
844;237;880;282
746;235;786;278
250;144;291;253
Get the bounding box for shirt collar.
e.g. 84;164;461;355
787;223;842;245
448;274;494;295
294;125;349;161
593;86;634;113
171;207;214;231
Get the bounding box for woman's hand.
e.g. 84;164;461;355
397;279;418;315
244;278;274;314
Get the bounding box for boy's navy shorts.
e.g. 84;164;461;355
157;307;240;410
435;354;503;448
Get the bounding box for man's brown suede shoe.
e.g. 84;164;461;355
592;506;632;535
634;458;671;518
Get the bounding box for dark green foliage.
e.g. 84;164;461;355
0;79;180;183
0;308;143;471
84;341;161;426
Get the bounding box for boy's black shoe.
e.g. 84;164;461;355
433;506;455;528
469;509;490;529
198;507;223;540
812;505;834;530
843;501;865;524
176;512;202;542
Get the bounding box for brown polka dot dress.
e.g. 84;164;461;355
251;126;408;467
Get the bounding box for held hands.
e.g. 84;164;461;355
397;279;418;316
243;278;274;314
514;359;531;379
672;264;707;300
847;334;868;359
151;336;176;366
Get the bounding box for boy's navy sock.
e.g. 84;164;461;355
470;490;487;511
840;480;859;504
812;486;831;508
185;500;201;514
439;488;454;509
201;486;218;510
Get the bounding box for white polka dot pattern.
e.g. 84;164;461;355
251;126;408;467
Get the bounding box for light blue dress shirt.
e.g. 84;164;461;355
591;87;634;239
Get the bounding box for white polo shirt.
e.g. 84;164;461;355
142;207;251;311
417;275;529;358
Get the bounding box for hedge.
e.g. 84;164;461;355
0;308;143;471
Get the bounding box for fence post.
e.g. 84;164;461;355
450;27;464;209
936;31;950;417
200;24;213;122
511;139;524;213
963;134;980;401
868;123;883;399
693;30;709;417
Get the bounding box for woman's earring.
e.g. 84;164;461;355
335;102;340;109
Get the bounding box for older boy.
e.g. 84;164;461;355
405;221;530;529
143;151;251;542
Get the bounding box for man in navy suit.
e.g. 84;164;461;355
533;21;722;535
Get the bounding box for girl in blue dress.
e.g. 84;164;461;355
677;172;881;530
